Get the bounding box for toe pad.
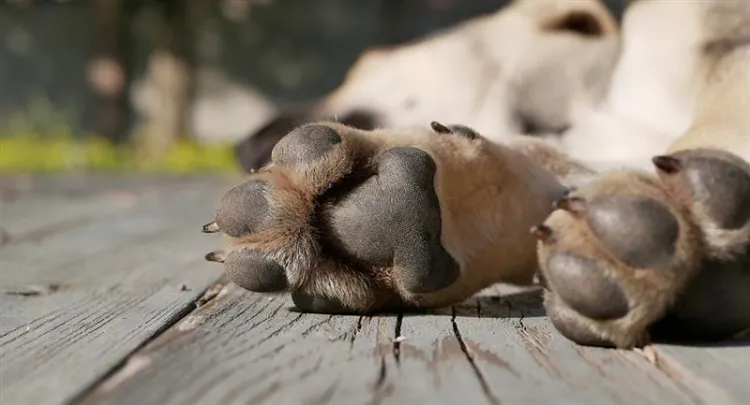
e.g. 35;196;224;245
225;248;288;293
545;252;630;320
215;179;270;238
272;124;343;168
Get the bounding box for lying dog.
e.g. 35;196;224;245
204;0;750;349
233;0;622;172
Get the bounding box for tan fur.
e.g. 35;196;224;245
207;0;750;345
209;121;586;312
666;2;750;161
648;0;750;259
561;0;750;164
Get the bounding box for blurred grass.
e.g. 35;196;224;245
0;96;241;174
0;132;240;174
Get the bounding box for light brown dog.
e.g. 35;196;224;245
204;123;590;312
204;0;750;349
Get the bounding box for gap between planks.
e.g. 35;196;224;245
72;284;736;405
67;278;231;405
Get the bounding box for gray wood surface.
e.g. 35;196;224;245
650;342;750;404
0;175;236;405
451;287;699;405
76;283;727;405
1;174;748;405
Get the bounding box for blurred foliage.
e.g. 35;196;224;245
0;132;239;174
0;93;238;174
0;0;628;175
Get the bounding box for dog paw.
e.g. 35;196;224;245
203;121;568;313
532;171;703;348
534;148;750;348
648;148;750;342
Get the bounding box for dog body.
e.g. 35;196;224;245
234;0;621;172
206;0;750;348
561;0;750;164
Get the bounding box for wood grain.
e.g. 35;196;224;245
650;342;750;404
0;176;234;405
0;174;234;249
2;174;749;405
76;284;729;405
451;286;701;405
79;284;391;405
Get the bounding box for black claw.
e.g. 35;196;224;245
430;121;452;134
202;221;220;233
205;250;226;263
652;155;682;174
563;187;577;196
553;196;587;214
530;225;554;242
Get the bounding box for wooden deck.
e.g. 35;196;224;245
1;174;748;405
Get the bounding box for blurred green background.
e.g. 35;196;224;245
0;0;626;174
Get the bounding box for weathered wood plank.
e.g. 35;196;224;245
0;176;233;405
0;173;237;200
0;179;232;289
77;283;737;405
387;310;500;405
649;342;750;404
0;174;236;247
78;284;398;405
450;286;702;405
4;174;748;405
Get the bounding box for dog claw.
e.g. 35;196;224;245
205;250;226;263
530;224;554;242
652;155;682;174
553;196;587;214
202;221;220;233
430;121;452;134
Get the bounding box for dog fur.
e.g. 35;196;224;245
533;0;750;348
204;0;750;349
233;0;622;172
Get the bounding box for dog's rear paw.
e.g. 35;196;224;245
532;171;702;348
649;148;750;342
653;148;750;258
534;148;750;348
204;121;566;313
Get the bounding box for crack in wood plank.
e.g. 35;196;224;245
367;357;394;405
449;285;701;404
451;306;502;405
393;313;403;364
348;316;364;350
66;281;220;405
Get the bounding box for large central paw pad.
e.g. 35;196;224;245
201;122;501;313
